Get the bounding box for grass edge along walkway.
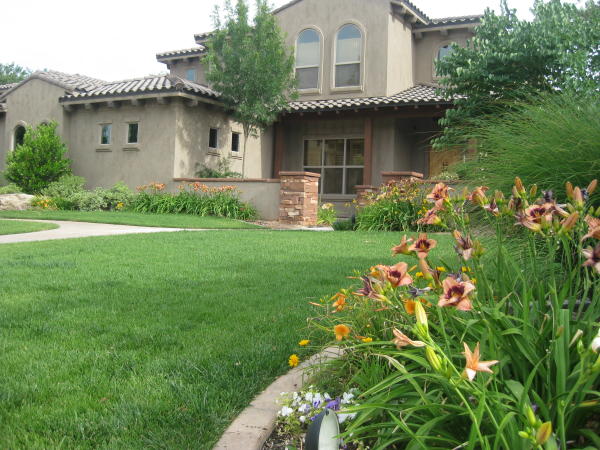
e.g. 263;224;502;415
0;219;59;235
0;210;260;229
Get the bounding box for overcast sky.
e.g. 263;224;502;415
0;0;579;82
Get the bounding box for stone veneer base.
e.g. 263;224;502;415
213;347;341;450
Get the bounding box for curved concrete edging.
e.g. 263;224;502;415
213;347;342;450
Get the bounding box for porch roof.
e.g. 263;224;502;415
287;84;451;113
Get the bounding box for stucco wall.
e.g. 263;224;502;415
386;13;415;95
275;0;393;100
0;79;68;173
173;102;273;180
169;58;207;84
413;29;474;84
65;100;178;190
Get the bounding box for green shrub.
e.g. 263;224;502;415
301;178;600;449
0;183;21;194
355;180;424;231
455;92;600;204
332;218;355;231
316;203;337;226
132;182;257;220
41;175;86;198
4;122;72;194
67;190;108;211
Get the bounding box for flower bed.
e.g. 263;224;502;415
282;177;600;448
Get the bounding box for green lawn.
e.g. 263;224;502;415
0;219;58;235
0;210;259;229
0;230;453;448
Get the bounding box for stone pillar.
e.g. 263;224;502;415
279;171;320;226
354;185;378;208
381;171;424;185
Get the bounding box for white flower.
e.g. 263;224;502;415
338;412;357;423
279;406;294;417
324;393;332;401
305;392;314;402
592;329;600;353
313;393;322;404
341;392;354;404
299;415;306;423
298;403;310;414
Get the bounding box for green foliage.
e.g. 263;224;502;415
332;218;355;231
0;219;57;235
435;0;600;147
206;0;297;176
4;122;71;194
0;183;21;194
355;181;425;231
455;92;600;204
132;183;257;220
305;179;600;449
41;175;86;198
316;203;337;226
195;157;242;178
0;62;30;84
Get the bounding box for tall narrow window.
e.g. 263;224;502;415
100;124;111;145
296;29;321;90
186;69;197;81
231;132;240;153
209;128;218;149
127;123;139;144
13;125;26;149
437;44;454;61
335;24;362;88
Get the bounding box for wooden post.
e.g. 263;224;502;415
363;117;373;186
273;121;285;179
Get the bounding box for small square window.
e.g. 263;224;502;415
209;128;218;149
127;123;139;144
100;124;111;145
186;69;197;82
231;132;240;152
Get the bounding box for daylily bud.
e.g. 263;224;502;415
529;184;537;198
526;405;537;427
515;177;525;195
535;421;552;445
573;187;584;208
588;179;598;195
566;181;574;200
559;212;579;234
414;301;428;333
518;431;530;439
425;347;442;372
569;329;583;347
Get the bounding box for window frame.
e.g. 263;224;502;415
12;123;27;150
332;22;365;92
186;68;197;82
126;122;139;145
303;136;365;196
433;40;455;79
208;127;219;150
295;27;323;93
100;123;112;145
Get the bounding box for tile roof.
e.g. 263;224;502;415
0;82;18;92
60;75;219;102
287;84;450;113
0;70;107;101
194;31;214;44
416;14;483;28
156;46;206;61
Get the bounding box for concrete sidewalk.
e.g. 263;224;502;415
0;219;195;244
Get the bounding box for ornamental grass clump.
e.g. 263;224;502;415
302;177;600;449
132;182;257;220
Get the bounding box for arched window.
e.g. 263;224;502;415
437;44;454;61
335;24;362;88
13;125;26;149
296;29;321;90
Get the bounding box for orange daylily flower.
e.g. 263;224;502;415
334;324;351;341
516;202;568;232
392;235;414;255
426;182;453;207
403;298;431;315
416;207;443;226
408;233;437;259
467;186;489;205
582;243;600;274
583;215;600;241
438;277;475;311
462;342;499;381
392;328;426;349
331;292;347;312
453;230;474;261
384;262;413;287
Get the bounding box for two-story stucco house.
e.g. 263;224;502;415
0;0;481;213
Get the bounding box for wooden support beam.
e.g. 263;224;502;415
84;103;95;111
106;101;119;109
186;99;199;107
156;97;169;105
273;121;285;178
131;98;142;107
363;117;373;186
415;31;423;40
